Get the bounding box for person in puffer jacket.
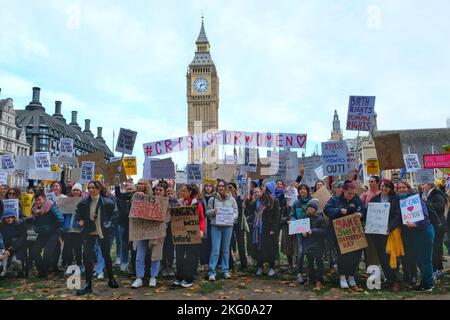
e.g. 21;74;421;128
206;179;238;281
301;198;327;288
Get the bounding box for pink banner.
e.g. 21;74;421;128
423;154;450;169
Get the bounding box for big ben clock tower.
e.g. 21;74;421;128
187;18;219;167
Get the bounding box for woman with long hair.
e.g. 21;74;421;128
199;182;215;271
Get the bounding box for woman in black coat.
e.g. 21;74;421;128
368;179;402;292
76;181;119;295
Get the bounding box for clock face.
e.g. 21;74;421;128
193;77;209;93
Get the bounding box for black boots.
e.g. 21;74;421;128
76;282;92;295
108;278;119;289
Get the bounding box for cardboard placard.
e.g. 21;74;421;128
80;161;95;184
333;213;368;254
115;128;137;155
212;164;237;181
60;138;75;158
170;206;201;245
19;193;33;218
34;152;51;171
129;194;169;222
77;151;105;168
400;194;425;224
103;160;127;186
322;141;348;176
1;155;15;172
288;218;311;235
365;202;390;235
373;134;404;170
129;218;166;241
312;186;332;211
123;157;137;176
216;207;235;226
59;197;82;214
346;96;376;132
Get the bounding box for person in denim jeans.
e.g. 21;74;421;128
206;180;238;281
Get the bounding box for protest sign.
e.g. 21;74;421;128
28;169;61;181
60;138;74;158
423;154;450;169
19;193;33;218
102;160;127;186
1;155;15;172
365;203;390;235
346;96;376;132
70;168;82;182
416;169;434;184
59;197;82;214
216;207;235;226
94;174;103;182
143;131;307;157
285;151;300;182
52;156;78;167
187;164;202;184
322;141;348;176
240;148;258;173
15;155;35;171
333;213;368;254
34;152;51;171
170;206;202;245
366;159;380;175
400;194;425;224
147;158;175;179
129;218;167;241
373;134;404;170
129;194;169;222
77;151;105;168
123;157;137;176
212;164;237;181
116;128;138;155
443;145;450;175
3;199;19;219
403;154;421;173
314;166;324;180
288;218;311;235
0;171;8;185
346;139;357;171
80;161;95;184
312;186;332;211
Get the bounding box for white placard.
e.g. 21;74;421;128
288;218;311;235
0;171;8;185
400;194;425;224
60;138;75;158
34;152;51;171
115;128;137;155
3;199;19;218
365;202;390;235
216;207;235;226
28;169;62;181
1;155;15;173
285;186;299;207
403;154;420;173
314;165;324;180
80;161;95;184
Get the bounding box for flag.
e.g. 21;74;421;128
399;166;407;181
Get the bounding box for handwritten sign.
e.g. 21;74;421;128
1;155;15;172
288;218;311;235
129;218;167;241
366;159;380;175
400;194;425;224
59;197;82;214
346;96;376;132
216;207;235;226
0;171;8;185
187;164;202;184
123;157;137;176
129;194;169;222
314;165;324;180
333;213;368;254
416;169;434;184
403;154;420;173
423;154;450;169
312;186;332;211
60;138;75;158
365;202;390;235
171;206;201;245
20;194;33;218
3;199;19;219
322;141;348;176
34;152;51;171
116;128;137;155
80;161;95;184
346;139;357;171
285;186;298;207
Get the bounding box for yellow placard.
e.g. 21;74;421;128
366;159;380;175
20;194;33;218
95;174;103;182
51;165;60;172
123;157;137;176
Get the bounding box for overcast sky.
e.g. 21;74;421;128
1;0;449;175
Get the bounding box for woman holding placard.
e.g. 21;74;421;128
397;181;434;292
368;179;402;292
280;183;298;273
206;180;238;281
324;181;365;289
199;183;215;271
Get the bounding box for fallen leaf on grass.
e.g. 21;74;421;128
154;288;166;294
253;289;264;293
239;296;246;300
184;293;193;297
276;289;283;293
144;293;152;296
218;295;230;300
238;283;247;289
280;281;290;284
289;283;297;287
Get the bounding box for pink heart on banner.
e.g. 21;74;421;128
296;135;307;148
407;206;414;212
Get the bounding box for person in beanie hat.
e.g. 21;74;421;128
0;211;27;277
302;198;326;288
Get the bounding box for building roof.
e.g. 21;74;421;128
375;128;450;166
196;19;209;44
191;19;214;66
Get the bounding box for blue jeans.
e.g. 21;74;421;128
136;240;160;278
118;225;129;264
413;224;435;288
208;225;233;276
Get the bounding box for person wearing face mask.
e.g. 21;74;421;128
324;181;365;289
75;181;119;295
30;192;64;279
368;179;402;292
397;180;435;291
206;180;238;281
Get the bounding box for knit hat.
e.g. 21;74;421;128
307;198;320;211
2;211;17;219
265;181;276;196
71;183;83;193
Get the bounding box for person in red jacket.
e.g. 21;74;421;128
173;184;205;288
